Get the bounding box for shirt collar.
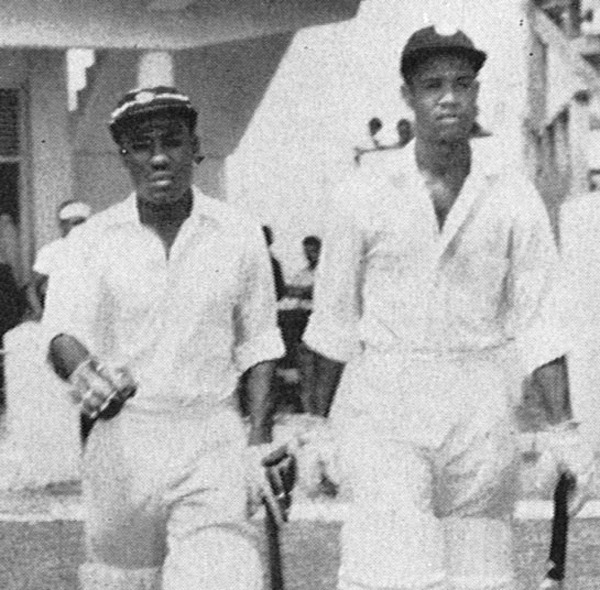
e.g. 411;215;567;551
394;137;502;253
399;136;502;185
109;186;222;230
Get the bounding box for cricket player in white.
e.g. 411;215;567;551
304;27;596;590
43;87;286;590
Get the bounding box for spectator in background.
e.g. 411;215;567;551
23;200;93;439
396;117;413;147
26;200;92;321
0;212;26;409
0;256;25;410
262;225;286;301
0;213;21;287
287;235;321;307
279;236;321;412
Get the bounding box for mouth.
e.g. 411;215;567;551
436;114;461;124
149;174;174;189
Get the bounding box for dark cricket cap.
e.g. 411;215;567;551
109;86;198;142
400;26;487;82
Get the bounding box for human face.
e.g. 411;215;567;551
118;114;198;206
402;54;479;144
304;242;321;267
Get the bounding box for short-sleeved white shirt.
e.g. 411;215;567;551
43;186;284;413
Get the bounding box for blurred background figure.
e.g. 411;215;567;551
279;235;322;412
0;212;26;411
396;117;413;146
368;116;383;148
25;200;91;321
354;116;413;164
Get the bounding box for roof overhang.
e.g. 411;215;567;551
0;0;361;49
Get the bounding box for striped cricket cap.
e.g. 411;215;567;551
109;86;198;142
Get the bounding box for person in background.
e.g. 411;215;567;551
26;200;92;321
396;117;413;147
280;236;322;412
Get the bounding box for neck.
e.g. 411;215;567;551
415;137;471;178
137;189;193;229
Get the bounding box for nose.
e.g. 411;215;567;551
149;141;169;168
438;82;457;105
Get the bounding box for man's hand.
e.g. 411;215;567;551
245;443;296;526
535;421;596;516
296;414;340;496
69;357;137;420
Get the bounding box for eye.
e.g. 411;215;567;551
456;77;475;90
421;79;442;91
162;135;184;148
129;139;152;152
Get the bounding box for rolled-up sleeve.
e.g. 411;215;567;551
303;183;365;363
506;187;569;374
233;223;285;373
41;227;103;355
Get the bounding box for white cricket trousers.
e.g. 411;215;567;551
79;402;262;590
333;347;522;590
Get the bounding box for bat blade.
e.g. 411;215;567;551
264;501;285;590
539;472;576;589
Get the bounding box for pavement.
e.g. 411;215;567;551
0;411;600;588
0;471;599;590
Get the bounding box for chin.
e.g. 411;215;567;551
437;129;471;144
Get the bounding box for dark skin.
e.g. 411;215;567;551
286;242;321;300
49;112;277;443
312;53;572;428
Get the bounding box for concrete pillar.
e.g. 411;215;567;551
27;50;73;250
137;51;174;87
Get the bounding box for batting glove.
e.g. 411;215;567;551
535;420;596;516
245;443;296;525
69;357;137;420
295;415;340;497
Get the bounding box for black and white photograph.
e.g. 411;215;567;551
0;1;598;589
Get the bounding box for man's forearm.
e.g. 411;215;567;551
246;360;277;445
313;352;345;417
530;355;573;426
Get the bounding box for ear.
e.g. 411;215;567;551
401;84;414;110
118;147;132;170
191;135;203;164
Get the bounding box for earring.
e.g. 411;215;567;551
120;148;128;156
